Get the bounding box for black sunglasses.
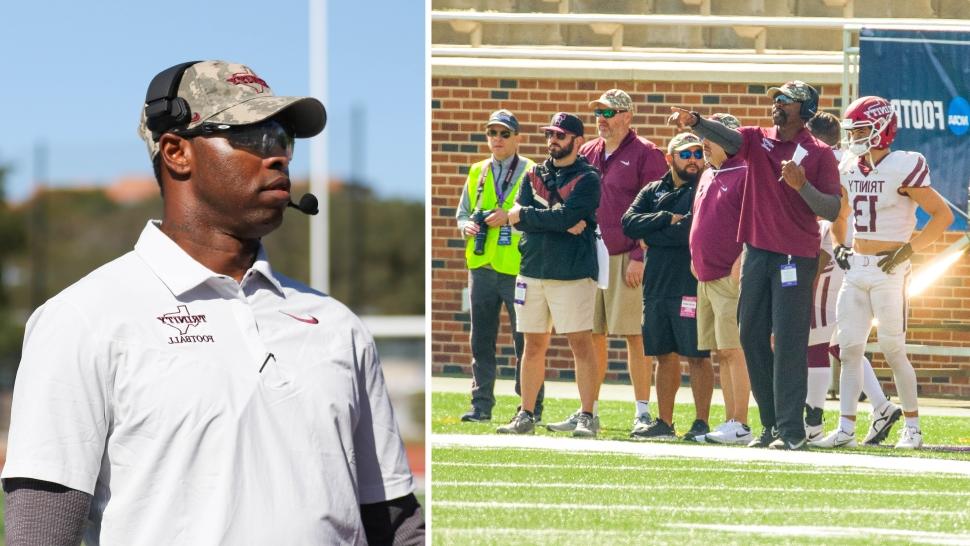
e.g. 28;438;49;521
677;149;705;160
174;119;295;159
593;108;627;119
487;129;513;139
544;130;572;141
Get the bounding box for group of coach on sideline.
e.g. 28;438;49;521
454;81;951;451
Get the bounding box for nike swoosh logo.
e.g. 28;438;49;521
719;185;729;192
736;431;749;438
280;311;319;324
620;160;630;166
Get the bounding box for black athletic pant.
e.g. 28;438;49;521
469;267;544;416
737;245;817;442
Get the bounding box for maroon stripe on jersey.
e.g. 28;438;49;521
828;344;840;360
900;156;926;187
909;166;929;188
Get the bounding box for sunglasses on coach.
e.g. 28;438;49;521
774;95;797;105
174;119;295;159
486;129;513;139
544;130;572;141
677;149;705;160
593;108;627;119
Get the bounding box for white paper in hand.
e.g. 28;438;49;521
791;144;808;165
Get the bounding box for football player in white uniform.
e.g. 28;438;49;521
813;96;953;449
806;219;898;444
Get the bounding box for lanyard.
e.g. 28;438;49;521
475;155;519;208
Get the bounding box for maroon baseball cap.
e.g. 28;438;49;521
541;112;584;137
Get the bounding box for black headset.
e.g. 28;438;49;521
144;61;202;139
799;84;820;120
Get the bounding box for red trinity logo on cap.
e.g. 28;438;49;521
226;73;268;93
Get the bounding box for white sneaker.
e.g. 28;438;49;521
863;401;903;445
805;423;824;442
895;426;923;449
809;428;857;448
704;420;753;445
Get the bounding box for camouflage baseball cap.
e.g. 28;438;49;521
667;132;703;153
707;113;741;130
589;89;634;112
138;60;326;159
767;80;817;103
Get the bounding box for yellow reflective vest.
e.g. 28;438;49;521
465;156;534;275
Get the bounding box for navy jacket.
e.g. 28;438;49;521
514;156;601;281
621;171;699;298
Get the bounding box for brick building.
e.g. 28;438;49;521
431;63;970;398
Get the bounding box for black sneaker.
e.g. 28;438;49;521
460;409;491;423
769;436;809;450
748;426;779;448
804;404;824;442
681;419;710;442
631;418;676;440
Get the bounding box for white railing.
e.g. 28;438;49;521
432;10;969;138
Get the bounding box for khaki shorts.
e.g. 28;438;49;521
514;275;596;334
696;275;741;351
593;252;645;336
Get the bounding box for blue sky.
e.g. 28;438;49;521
0;0;425;202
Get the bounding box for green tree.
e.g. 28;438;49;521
0;163;27;381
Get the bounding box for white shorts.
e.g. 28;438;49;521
836;253;910;347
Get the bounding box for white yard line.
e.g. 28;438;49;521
666;524;970;546
434;480;970;497
434;525;970;546
433;500;967;518
432;433;970;476
433;460;902;476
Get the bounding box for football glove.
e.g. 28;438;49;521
833;244;853;271
875;243;913;274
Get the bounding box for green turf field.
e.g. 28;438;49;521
432;391;970;544
433;392;970;460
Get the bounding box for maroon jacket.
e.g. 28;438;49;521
580;129;668;260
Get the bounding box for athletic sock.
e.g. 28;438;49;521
860;355;888;408
905;416;920;429
806;368;830;409
840;416;856;434
838;344;867;418
636;400;650;417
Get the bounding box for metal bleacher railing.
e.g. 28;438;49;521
432;10;970;123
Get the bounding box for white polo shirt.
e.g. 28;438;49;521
2;221;415;545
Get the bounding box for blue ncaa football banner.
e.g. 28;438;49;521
859;28;970;230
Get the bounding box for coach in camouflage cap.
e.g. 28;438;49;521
589;88;634;113
138;60;327;159
767;80;819;120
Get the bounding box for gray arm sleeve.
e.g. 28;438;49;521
3;478;91;546
456;183;473;239
360;493;425;546
797;181;841;221
691;115;743;155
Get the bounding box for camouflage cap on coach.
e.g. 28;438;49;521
138;60;327;159
767;80;816;103
588;89;634;112
707;113;741;130
667;132;703;154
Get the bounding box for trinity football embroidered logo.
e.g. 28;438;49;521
226;72;269;93
157;305;214;344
